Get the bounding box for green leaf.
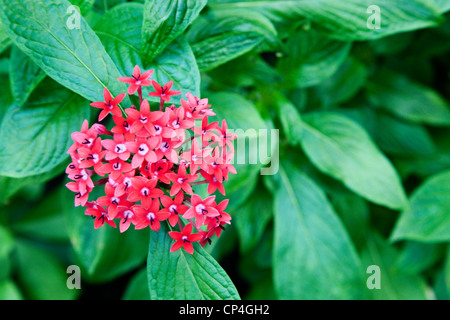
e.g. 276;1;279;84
206;92;273;200
14;240;77;300
142;0;207;64
11;189;69;242
70;0;95;14
433;0;450;13
122;268;150;300
391;169;450;242
93;0;125;13
0;225;14;281
277;28;351;88
374;113;436;156
209;0;442;41
62;188;149;283
0;79;89;178
312;56;368;107
94;2;200;100
235;187;273;253
147;222;240;300
0;162;65;205
261;90;302;146
0;0;129;104
395;241;444;274
300;111;407;210
207;54;283;87
9;46;46;106
273;163;365;299
361;232;431;300
329;190;369;252
0;280;23;300
0;18;11;54
189;10;278;71
0;72;13;124
367;69;450;126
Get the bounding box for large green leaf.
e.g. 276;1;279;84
62;188;149;283
93;0;125;13
433;0;450;12
11;189;69;243
206;92;273;206
189;10;278;71
209;0;442;41
367;69;450;126
9;46;46;106
234;187;273;253
375;113;436;156
142;0;207;64
122;268;150;300
300;112;407;210
0;71;13;124
361;232;431;299
312;56;368;107
260;90;302;146
0;0;128;104
391;170;450;242
0;225;13;282
277;28;351;88
0;162;66;204
70;0;95;14
147;222;240;300
0;280;23;300
395;241;444;274
15;240;78;300
273;162;365;299
94;2;200;100
0;79;89;178
0;18;11;54
329;189;369;252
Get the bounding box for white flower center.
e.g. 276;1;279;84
195;204;206;214
147;212;155;221
169;204;177;213
80;169;88;181
172;120;180;129
109;177;118;187
181;235;188;242
141;187;150;197
113;162;122;170
186;111;192;118
154;125;162;135
138;143;149;155
140;116;148;124
124;210;134;219
177;178;185;184
135;80;141;85
115;144;127;153
111;197;120;205
91;153;99;163
160;142;169;152
123;177;131;189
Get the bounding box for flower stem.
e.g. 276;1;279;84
190;180;208;186
138;87;143;106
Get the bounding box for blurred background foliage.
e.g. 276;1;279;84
0;0;450;300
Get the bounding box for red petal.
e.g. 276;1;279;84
183;242;194;254
103;87;113;103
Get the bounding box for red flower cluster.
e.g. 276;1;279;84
66;66;237;254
